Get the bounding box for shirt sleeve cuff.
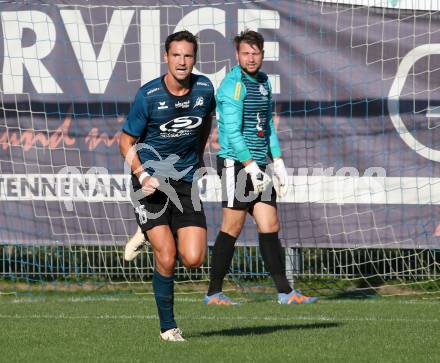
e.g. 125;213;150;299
236;149;252;162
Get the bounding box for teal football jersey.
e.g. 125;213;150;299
216;65;281;167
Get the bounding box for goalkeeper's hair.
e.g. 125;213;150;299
234;30;264;51
165;30;198;55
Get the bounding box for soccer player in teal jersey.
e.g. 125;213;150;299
120;31;215;341
205;30;317;305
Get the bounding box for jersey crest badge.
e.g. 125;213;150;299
193;96;204;109
259;84;268;96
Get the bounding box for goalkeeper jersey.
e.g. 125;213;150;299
216;65;281;167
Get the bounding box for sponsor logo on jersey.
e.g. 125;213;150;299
175;100;190;109
146;87;160;95
193;96;204;109
158;101;168;110
159;116;202;138
196;81;209;87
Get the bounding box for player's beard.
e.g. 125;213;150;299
241;63;260;77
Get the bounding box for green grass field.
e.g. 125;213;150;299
0;292;439;362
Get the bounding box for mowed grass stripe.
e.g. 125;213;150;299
0;313;439;324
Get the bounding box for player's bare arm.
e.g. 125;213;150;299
119;131;159;196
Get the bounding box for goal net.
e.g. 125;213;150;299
0;0;439;297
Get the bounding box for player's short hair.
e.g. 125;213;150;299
165;30;198;55
234;30;264;52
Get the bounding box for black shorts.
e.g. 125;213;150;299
130;175;206;234
216;156;277;211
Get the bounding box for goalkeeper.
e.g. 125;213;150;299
204;30;317;305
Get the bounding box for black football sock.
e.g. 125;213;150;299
259;232;292;294
207;231;237;296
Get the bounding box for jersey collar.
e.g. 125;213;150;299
160;74;195;100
